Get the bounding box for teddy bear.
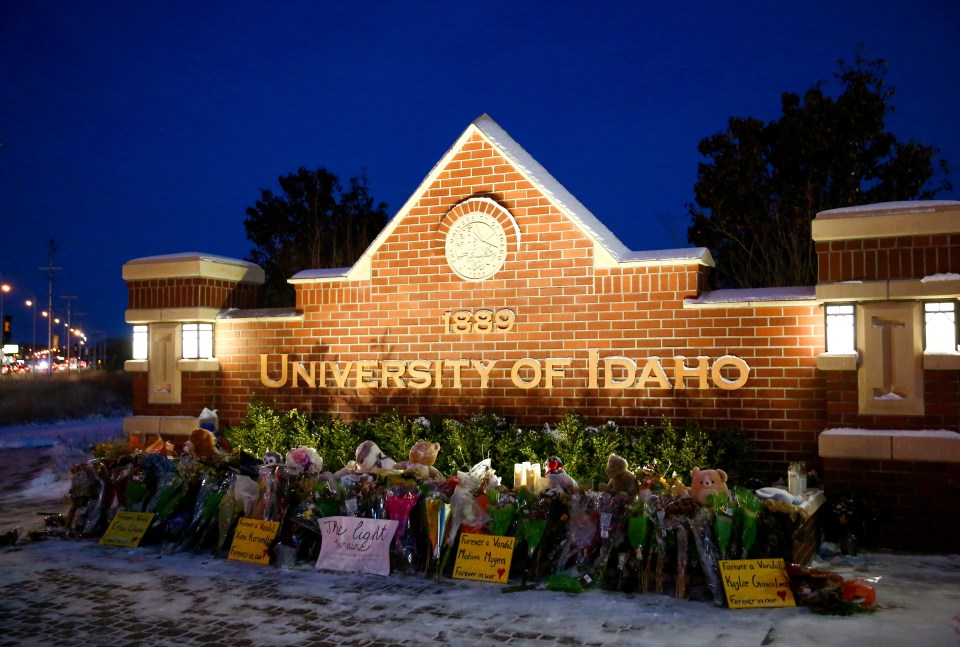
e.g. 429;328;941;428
600;454;639;497
688;467;729;506
183;428;219;459
393;439;443;480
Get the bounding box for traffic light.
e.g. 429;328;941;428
2;315;10;344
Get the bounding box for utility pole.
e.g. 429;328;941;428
38;238;61;373
61;295;77;368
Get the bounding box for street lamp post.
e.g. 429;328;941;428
24;295;37;361
0;278;10;345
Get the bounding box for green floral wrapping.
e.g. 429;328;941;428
485;489;516;536
627;514;650;552
734;486;763;558
708;492;733;557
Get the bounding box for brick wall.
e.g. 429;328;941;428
127;277;260;310
125;120;960;553
206;131;828;476
816;234;960;282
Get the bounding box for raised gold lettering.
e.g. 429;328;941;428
380;360;406;388
472;359;497;388
711;356;749;390
259;354;288;388
602;356;636;389
407;360;432;389
544;358;571;389
674;356;709;390
511;359;542;389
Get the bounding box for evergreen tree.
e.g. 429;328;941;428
688;55;952;288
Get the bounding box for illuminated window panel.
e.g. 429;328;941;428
825;304;855;353
924;302;958;353
182;323;214;360
132;325;148;360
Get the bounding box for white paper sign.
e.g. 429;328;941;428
315;516;398;576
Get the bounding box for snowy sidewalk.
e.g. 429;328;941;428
2;537;960;647
1;419;959;646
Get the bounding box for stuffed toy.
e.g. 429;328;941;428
354;440;396;472
600;454;639;497
183;428;219;459
755;486;802;506
542;456;578;492
394;439;443;480
688;467;729;505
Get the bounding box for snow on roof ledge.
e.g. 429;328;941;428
686;286;816;307
816;200;960;219
289;267;352;283
621;247;715;266
218;307;301;320
122;252;264;283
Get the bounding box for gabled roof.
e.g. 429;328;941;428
290;114;712;283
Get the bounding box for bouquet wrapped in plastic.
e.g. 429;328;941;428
594;491;630;585
734;486;763;558
688;506;724;606
386;486;421;571
555;491;599;573
423;494;452;579
626;498;651;592
485;488;516;537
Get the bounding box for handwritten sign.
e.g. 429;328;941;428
452;532;515;584
228;518;280;565
99;511;155;548
719;558;796;609
315;516;398;576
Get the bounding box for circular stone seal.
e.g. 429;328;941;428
444;211;508;281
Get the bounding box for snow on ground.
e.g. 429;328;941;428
1;418;959;646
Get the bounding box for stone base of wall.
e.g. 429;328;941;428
823;458;960;553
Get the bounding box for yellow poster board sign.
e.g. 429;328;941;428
99;511;155;548
719;558;796;609
452;533;515;584
228;518;280;565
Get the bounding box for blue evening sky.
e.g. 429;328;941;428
1;1;957;340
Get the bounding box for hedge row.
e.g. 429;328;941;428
224;400;758;489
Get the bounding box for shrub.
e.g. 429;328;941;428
222;402;758;486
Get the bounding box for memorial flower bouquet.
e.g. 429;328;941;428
626;497;651;591
555;491;600;574
175;468;230;553
386;486;421;571
484;488;516;537
733;486;763;558
423;493;452;579
285;446;324;475
514;487;554;585
687;506;724;606
593;491;630;584
215;472;242;557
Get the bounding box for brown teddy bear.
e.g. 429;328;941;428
688;467;728;505
183;428;219;459
394;439;443;480
600;454;639;497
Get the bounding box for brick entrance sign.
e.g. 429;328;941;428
123;115;960;551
